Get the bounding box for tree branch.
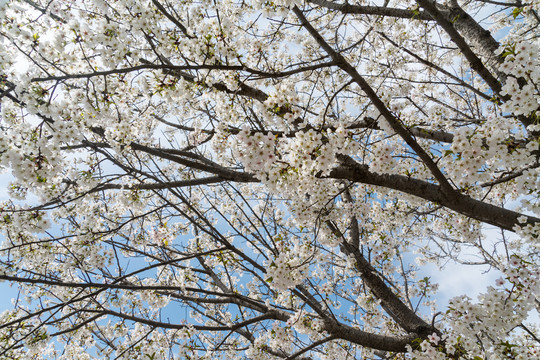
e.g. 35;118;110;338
328;155;539;231
307;0;433;20
416;0;502;95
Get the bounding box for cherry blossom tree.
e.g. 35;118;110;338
0;0;539;358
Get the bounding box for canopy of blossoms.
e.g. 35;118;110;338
0;0;539;359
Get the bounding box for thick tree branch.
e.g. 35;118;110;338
443;0;503;76
328;156;539;231
326;220;435;337
307;0;433;20
83;140;257;183
416;0;502;95
322;321;419;352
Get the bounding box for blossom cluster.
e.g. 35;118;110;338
499;41;540;116
411;255;540;360
235;127;277;174
265;235;312;291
